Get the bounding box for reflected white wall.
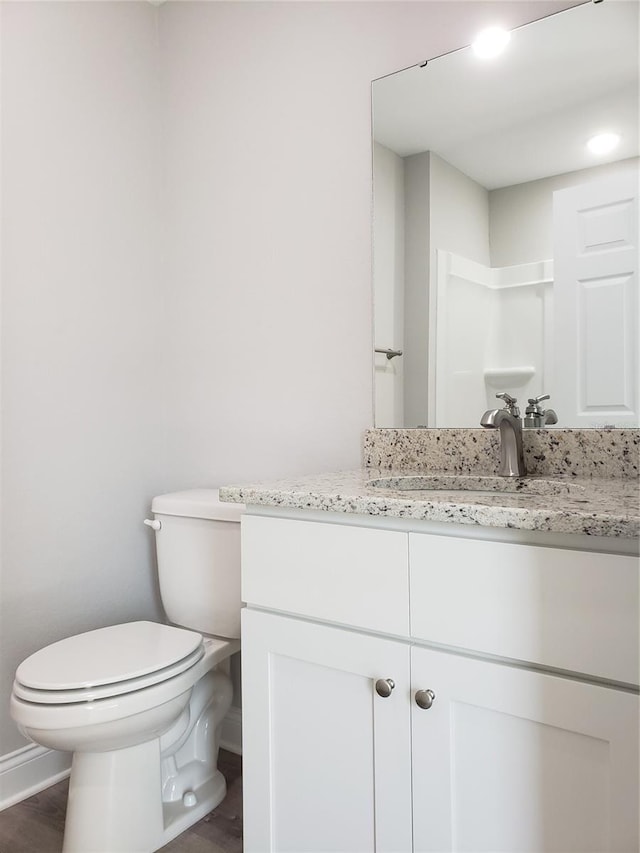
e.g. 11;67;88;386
403;152;431;427
373;143;404;427
400;152;491;427
490;157;640;266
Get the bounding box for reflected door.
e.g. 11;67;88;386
553;173;639;426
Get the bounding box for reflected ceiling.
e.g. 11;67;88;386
373;1;639;189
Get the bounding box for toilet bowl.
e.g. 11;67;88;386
11;623;240;852
10;490;244;853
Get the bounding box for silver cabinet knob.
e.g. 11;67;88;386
375;678;395;698
415;689;436;709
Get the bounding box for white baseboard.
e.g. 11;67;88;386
220;705;242;755
0;743;72;811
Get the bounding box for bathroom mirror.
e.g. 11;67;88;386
372;0;639;428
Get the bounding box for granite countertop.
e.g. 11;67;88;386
219;469;640;539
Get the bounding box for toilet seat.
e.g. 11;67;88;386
14;621;204;705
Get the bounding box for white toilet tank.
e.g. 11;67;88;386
150;489;244;639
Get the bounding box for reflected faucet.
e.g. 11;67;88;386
481;392;527;477
524;394;558;428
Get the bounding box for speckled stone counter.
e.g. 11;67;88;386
220;429;639;540
220;469;639;540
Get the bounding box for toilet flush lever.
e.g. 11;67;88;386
143;518;161;531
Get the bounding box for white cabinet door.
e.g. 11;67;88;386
411;646;639;853
242;608;413;853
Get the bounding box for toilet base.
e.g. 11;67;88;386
63;740;165;853
62;744;228;853
60;669;233;852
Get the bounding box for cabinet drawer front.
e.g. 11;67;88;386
410;533;639;685
242;515;409;635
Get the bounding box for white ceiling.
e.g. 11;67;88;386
372;0;639;190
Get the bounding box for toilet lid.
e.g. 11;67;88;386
16;621;203;693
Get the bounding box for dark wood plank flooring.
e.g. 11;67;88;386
0;749;242;853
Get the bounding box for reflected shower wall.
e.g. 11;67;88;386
432;252;553;427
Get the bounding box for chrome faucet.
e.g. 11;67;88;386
480;392;526;477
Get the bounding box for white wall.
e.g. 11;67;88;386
0;0;578;778
0;1;165;757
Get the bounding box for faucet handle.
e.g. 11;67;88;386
526;394;552;417
496;392;520;416
528;394;550;406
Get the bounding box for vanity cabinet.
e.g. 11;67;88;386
240;513;639;853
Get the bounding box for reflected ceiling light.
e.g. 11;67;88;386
472;27;511;59
587;132;621;156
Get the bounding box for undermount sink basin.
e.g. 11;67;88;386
367;475;587;499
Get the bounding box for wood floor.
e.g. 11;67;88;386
0;749;242;853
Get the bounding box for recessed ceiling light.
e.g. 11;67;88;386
472;27;511;59
587;132;621;156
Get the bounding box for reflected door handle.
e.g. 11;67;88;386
375;348;403;360
375;678;395;698
415;689;436;709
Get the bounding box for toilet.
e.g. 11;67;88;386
10;489;244;853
